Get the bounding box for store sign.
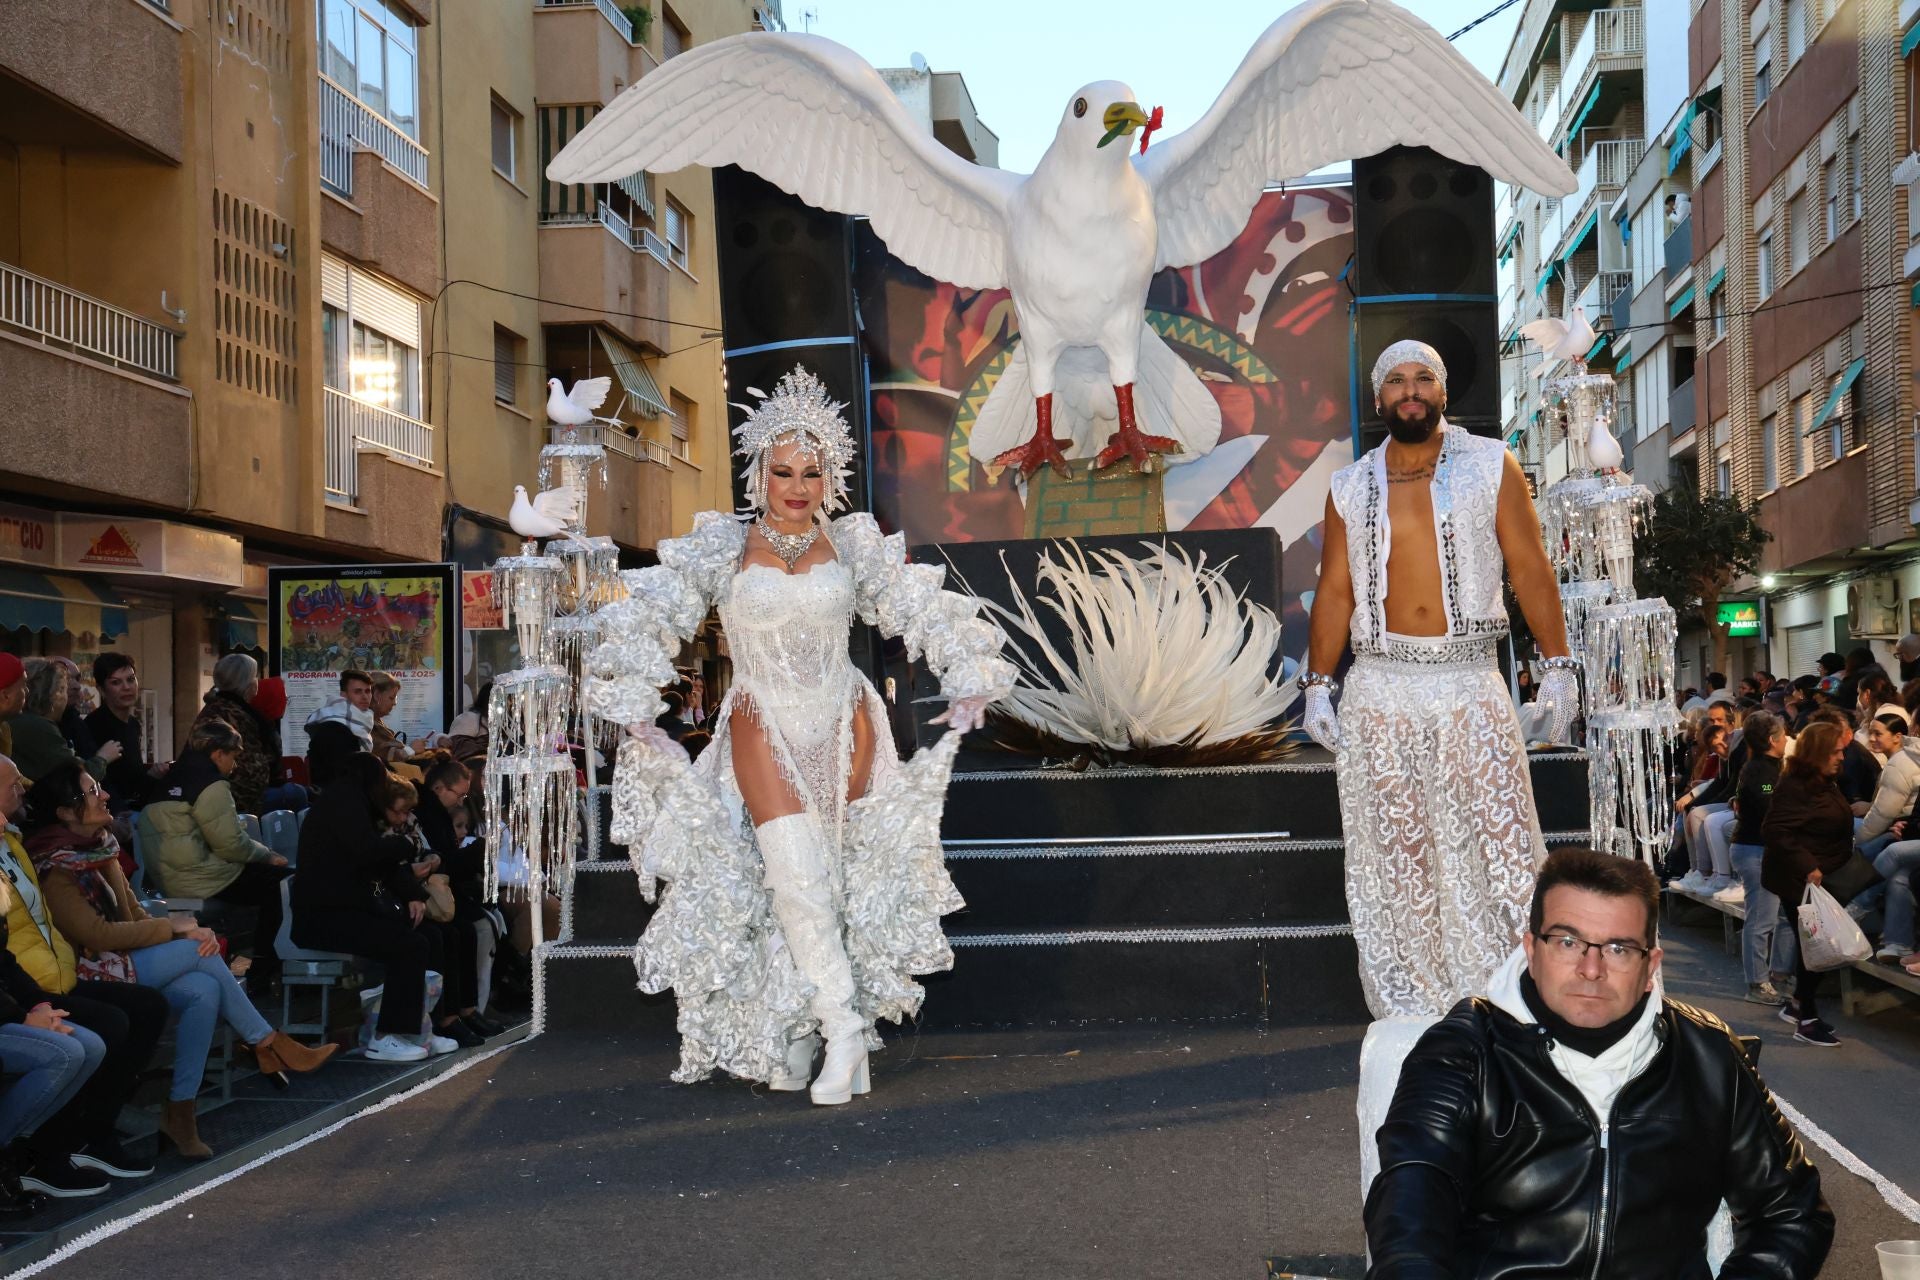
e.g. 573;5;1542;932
1717;600;1761;638
462;570;503;629
0;503;56;569
56;516;244;588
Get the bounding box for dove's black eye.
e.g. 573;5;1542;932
1073;97;1088;119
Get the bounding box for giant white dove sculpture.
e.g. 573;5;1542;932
550;0;1574;480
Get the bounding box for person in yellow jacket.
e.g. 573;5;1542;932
0;754;167;1197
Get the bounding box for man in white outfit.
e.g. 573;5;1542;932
1301;341;1579;1018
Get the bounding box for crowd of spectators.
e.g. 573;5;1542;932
1666;651;1920;1049
0;653;534;1211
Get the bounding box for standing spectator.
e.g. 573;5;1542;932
1816;652;1845;696
1898;633;1920;683
369;673;413;764
1729;712;1795;1005
6;660;118;784
1835;647;1876;711
1763;720;1883;1047
291;754;449;1063
0;755;165;1197
138;719;291;991
83;654;164;814
191;654;274;815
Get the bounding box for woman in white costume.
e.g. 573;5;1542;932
586;367;1014;1104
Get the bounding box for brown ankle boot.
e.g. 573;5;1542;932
159;1099;212;1160
253;1030;340;1086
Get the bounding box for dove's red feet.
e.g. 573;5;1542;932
992;393;1075;481
1092;383;1179;473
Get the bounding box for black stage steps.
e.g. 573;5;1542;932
538;748;1592;1033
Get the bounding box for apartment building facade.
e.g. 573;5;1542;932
0;0;750;749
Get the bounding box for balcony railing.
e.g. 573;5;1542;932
1663;213;1693;278
1562;8;1646;126
542;200;671;267
1534;92;1563;147
536;0;662;65
1669;376;1696;437
1577;270;1633;323
324;386;434;502
0;262;178;380
319;75;430;197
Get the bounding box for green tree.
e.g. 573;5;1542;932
1637;481;1772;674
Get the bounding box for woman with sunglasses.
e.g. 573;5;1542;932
22;760;335;1160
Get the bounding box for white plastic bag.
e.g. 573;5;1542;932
1798;883;1871;971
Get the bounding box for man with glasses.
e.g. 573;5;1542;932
1365;847;1832;1277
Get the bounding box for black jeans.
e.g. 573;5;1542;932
36;981;169;1153
293;905;431;1035
211;862;293;977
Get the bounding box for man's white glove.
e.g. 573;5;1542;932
1302;683;1341;752
1537;666;1582;745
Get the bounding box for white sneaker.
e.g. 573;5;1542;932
365;1034;429;1063
422;1034;460;1056
1674;871;1711;894
1709;879;1743;902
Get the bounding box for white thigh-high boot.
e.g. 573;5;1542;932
757;813;869;1104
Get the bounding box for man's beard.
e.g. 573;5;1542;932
1383;398;1440;443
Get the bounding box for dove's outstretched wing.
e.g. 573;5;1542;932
1518;317;1571;355
1136;0;1576;272
568;377;612;413
531;486;580;521
547;33;1021;290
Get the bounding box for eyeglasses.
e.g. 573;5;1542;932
79;784;105;801
1533;931;1652;967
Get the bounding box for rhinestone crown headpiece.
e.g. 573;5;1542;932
733;366;855;519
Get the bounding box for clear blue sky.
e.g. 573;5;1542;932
802;0;1522;174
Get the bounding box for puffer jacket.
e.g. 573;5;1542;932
137;750;276;899
0;826;77;994
192;691;273;815
1859;736;1920;843
1365;961;1832;1278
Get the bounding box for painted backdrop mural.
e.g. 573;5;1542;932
855;182;1356;658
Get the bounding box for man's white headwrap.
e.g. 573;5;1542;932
1370;340;1448;398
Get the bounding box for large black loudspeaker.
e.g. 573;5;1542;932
712;165;868;511
1351;146;1500;446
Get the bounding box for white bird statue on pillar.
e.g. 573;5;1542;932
549;0;1574;479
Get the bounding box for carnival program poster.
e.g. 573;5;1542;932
267;563;459;757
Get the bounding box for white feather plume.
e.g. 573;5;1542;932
985;542;1297;756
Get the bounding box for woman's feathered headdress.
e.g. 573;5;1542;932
732;366;855;521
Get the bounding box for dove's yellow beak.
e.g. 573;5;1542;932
1097;101;1149;148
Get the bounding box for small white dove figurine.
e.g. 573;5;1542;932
1519;304;1597;366
509;484;579;540
1587;413;1625;471
545;376;611;427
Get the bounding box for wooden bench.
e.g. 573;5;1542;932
1661;885;1920;1016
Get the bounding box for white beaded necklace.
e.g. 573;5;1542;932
755;517;819;571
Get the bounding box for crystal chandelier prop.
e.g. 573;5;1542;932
1526;344;1684;864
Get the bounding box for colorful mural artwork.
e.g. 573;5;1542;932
854;182;1357;658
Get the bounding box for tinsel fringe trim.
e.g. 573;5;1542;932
949;924;1353;946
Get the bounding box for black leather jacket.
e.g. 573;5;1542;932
1365;997;1832;1279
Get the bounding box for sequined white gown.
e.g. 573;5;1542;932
586;511;1014;1083
1326;421;1548;1019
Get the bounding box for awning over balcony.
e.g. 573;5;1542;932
0;568;128;641
1806;357;1865;435
1567;83;1604;142
541;106;653;222
1668;283;1695;318
1904;20;1920;58
1667;101;1695;173
224;597;264;651
1559;211;1599;265
1616;334;1635;369
1585;333;1610;362
595;329;669;419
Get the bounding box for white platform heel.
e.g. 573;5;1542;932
757;813;870;1106
767;1034;819;1092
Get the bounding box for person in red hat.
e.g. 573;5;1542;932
0;655;26;764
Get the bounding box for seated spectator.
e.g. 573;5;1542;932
1857;713;1920;856
0;656;22;761
304;699;373;790
1728;712;1795;1006
1763;720;1885;1047
0;963;104;1215
0;753;165;1197
1366;848;1833;1275
369;673;414;764
6;660;117;784
1802;707;1880;814
191;654;276;816
292;754;452;1063
1857;672;1908;761
83;654;165;815
139;719;292;992
380;774;491;1045
51;659;95;762
24;761;335;1159
246;675;307;813
1676;711;1751;899
417;760;504;1027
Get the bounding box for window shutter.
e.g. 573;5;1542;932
494;327;517;404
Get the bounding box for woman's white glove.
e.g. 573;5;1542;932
931;695;992;735
1537;666;1582;744
1302;684;1341;752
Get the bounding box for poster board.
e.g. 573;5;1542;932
267;563;459;757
